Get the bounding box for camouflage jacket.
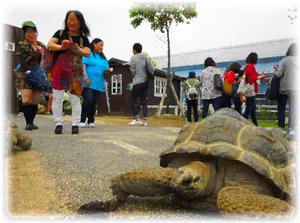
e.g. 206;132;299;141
15;40;46;72
183;77;201;97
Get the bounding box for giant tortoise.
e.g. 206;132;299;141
84;108;296;217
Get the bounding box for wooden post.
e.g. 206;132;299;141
105;81;111;113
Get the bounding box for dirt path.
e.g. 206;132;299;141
6;150;74;216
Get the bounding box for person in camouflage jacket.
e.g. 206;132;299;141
15;21;46;130
183;71;201;122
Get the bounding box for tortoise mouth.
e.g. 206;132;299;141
173;186;203;201
170;178;205;200
181;178;193;186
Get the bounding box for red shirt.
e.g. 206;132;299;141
223;71;235;84
244;63;258;94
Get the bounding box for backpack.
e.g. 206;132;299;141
186;80;198;100
266;75;280;100
145;57;154;79
223;80;233;95
213;74;223;91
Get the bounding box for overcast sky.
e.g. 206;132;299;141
1;0;298;61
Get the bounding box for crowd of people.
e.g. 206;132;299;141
14;9;297;140
15;10;154;135
183;43;297;140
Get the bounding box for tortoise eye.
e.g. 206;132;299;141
193;176;201;182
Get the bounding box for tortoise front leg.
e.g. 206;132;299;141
106;168;176;210
79;168;177;213
217;186;294;218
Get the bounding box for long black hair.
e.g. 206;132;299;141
90;38;106;59
225;62;242;73
64;10;90;37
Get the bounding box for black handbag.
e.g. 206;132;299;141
25;65;51;91
266;75;280;100
213;73;223;91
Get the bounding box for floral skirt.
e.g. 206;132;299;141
51;52;83;96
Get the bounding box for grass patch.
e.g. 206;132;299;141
95;115;186;127
257;120;279;128
95;114;280;129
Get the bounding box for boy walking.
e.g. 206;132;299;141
128;43;153;126
183;71;201;122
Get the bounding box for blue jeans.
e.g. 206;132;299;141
243;96;257;126
80;88;101;124
277;93;296;130
130;81;148;118
202;96;222;119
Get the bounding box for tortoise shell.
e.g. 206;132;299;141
160;108;295;198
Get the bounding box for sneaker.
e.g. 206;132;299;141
17;112;24;117
25;124;33;131
79;122;86;128
88;123;95;128
32;123;38;130
72;126;79;134
128;119;142;126
287;129;296;140
55;125;63;134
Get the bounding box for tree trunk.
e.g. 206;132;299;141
169;74;184;116
155;27;185;117
155;92;166;117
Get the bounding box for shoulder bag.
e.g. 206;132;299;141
25;65;51;91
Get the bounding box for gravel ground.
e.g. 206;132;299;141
12;115;217;220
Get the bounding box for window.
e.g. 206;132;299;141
111;74;122;95
154;76;167;97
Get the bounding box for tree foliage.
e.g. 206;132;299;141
129;3;197;33
129;3;197;116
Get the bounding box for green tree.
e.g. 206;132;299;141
129;3;197;116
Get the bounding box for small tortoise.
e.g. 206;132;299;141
7;121;32;152
95;108;295;217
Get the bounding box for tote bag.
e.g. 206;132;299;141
237;79;255;97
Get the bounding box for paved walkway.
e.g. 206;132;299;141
12;115;206;218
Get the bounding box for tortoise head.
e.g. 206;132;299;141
170;161;215;200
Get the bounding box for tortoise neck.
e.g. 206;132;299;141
201;162;217;196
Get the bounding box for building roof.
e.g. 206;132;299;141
153;38;294;69
109;58;184;81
